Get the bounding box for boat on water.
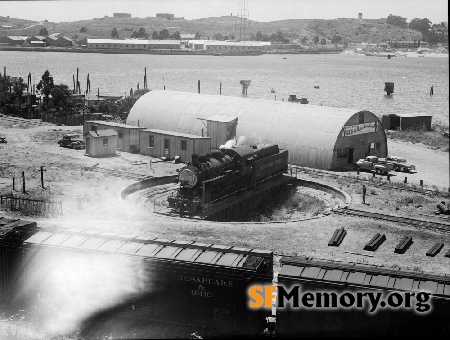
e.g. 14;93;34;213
365;52;395;57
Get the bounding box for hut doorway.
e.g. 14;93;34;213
348;148;354;164
164;138;170;156
86;138;90;154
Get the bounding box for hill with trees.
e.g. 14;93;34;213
0;14;447;46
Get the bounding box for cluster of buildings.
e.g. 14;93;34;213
85;38;271;52
82;90;389;171
0;32;73;47
0;33;272;52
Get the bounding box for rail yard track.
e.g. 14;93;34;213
85;166;149;181
333;207;450;234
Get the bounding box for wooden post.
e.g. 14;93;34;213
420;180;423;187
404;177;407;184
40;166;46;189
76;68;79;93
198;80;200;94
13;177;15;191
22;171;25;193
220;82;222;95
144;67;147;89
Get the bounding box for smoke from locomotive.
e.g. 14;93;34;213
167;143;290;220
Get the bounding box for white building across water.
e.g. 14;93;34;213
86;39;181;50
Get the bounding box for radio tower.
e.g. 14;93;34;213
235;0;250;41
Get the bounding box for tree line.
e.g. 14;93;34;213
386;14;448;43
1;70;146;118
110;27;201;40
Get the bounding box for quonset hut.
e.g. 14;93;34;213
127;91;387;170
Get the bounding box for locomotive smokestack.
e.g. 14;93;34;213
198;154;208;164
191;154;199;166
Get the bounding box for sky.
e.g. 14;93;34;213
1;0;448;24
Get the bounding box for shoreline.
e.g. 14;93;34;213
0;46;343;56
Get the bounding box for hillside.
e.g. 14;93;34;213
0;15;423;43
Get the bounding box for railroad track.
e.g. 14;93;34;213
333;207;450;234
131;184;178;201
85;166;148;181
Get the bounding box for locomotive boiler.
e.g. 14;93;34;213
167;143;290;220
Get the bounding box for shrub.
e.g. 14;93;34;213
386;122;449;152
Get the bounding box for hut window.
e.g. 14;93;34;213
149;135;154;148
92;125;97;132
164;139;170;149
103;138;108;146
118;129;123;139
375;142;381;151
181;140;187;150
337;148;348;159
359;112;364;124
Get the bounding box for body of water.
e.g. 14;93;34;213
1;51;448;124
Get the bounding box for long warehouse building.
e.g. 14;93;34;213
127;91;387;170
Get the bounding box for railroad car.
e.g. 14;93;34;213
2;219;450;338
167;143;290;220
0;217;37;307
1;224;273;338
276;256;450;337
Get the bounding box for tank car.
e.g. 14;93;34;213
167;143;289;220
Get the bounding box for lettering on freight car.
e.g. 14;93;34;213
191;284;213;298
259;158;283;171
171;274;233;287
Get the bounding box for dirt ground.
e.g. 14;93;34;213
331;137;449;191
1;122;449;277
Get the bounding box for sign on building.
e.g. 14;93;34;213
342;122;377;137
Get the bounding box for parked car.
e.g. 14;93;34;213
355;156;394;175
58;134;85;149
0;137;7;143
380;156;416;173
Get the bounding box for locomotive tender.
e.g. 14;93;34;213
167;143;290;220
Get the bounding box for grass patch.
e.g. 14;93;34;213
253;185;326;221
386;123;449;152
395;193;432;206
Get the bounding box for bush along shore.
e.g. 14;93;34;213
386;123;450;152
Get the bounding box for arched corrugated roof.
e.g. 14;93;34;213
127;91;368;168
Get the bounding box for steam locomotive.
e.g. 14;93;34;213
167;143;289;219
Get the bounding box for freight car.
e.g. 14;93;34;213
167;143;290;220
276;256;450;337
2;219;450;338
0;217;37;307
0;223;273;338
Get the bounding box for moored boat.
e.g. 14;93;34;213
365;52;395;57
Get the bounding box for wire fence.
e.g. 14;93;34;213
0;195;63;216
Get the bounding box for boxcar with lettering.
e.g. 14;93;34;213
0;218;37;307
276;256;450;337
8;227;273;338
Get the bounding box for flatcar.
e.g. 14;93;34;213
167;143;290;220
